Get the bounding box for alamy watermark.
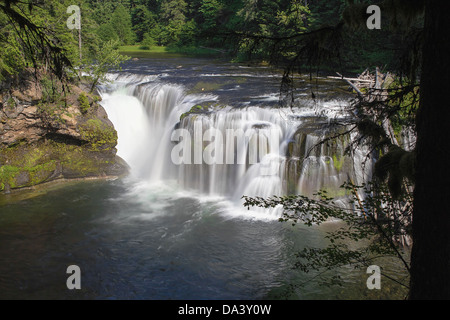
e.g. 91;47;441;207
170;125;281;176
366;265;381;290
66;5;81;30
66;265;81;290
367;5;381;30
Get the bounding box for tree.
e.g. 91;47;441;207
199;0;223;31
159;0;188;45
0;0;73;82
131;4;157;43
87;39;130;93
140;32;156;49
409;0;450;300
161;0;188;23
96;23;118;43
328;0;449;300
0;17;26;81
110;4;135;45
309;0;347;28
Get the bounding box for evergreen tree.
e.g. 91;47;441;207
159;0;188;44
110;3;135;45
131;4;157;43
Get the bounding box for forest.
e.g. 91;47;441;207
0;0;418;79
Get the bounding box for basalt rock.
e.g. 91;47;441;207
0;70;129;193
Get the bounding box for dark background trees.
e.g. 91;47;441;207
409;0;450;300
0;0;411;74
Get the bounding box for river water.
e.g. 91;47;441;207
0;54;408;300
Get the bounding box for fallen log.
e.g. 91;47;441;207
335;72;365;97
327;76;375;83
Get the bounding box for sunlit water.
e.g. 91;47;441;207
0;54;408;300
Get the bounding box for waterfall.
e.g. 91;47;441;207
296;135;344;198
99;89;152;176
175;107;287;197
100;73;369;218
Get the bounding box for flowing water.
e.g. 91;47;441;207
0;54;408;300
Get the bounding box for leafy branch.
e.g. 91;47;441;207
242;180;412;290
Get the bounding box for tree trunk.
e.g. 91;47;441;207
79;20;82;78
409;0;450;299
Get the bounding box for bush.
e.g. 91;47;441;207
78;93;90;114
40;76;58;103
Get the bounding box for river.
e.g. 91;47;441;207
0;53;408;300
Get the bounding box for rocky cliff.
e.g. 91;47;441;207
0;70;129;193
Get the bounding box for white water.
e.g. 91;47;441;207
100;72;371;220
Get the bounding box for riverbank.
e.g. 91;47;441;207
119;45;225;58
0;175;123;205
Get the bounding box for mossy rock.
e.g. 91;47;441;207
78;118;118;151
0;138;128;193
180;103;216;121
0;161;58;192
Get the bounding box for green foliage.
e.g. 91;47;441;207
0;1;74;81
276;0;312;32
79;118;118;151
387;81;420;131
309;0;347;28
139;32;156;50
243;181;412;291
132;5;158;43
40;76;59;104
110;4;135;45
37;102;68;130
199;0;223;30
78;93;90;114
0;30;26;81
0;0;424;75
180;104;209;121
96;23;118;43
161;0;188;23
6;97;16;110
87;39;130;93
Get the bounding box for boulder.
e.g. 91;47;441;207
0;72;129;193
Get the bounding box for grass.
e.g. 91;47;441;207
119;45;168;53
119;45;225;58
166;45;225;57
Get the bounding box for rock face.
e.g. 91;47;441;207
0;71;129;193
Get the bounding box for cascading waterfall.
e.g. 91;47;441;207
99;89;152;175
297;135;344;198
100;74;218;181
100;73;370;218
176;107;288;197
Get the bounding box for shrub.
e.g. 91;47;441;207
78;93;90;114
